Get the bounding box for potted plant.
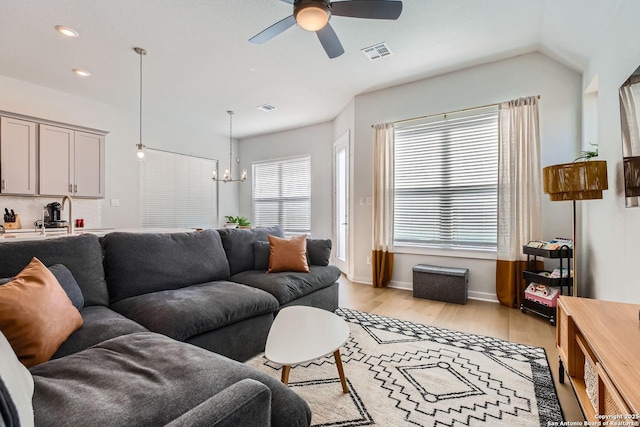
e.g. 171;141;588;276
224;216;251;229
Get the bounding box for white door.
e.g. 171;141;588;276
333;131;350;274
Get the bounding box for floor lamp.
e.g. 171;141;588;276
542;160;608;297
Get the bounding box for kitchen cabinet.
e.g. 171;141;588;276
0;116;37;195
39;125;105;198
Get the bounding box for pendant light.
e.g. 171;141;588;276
212;110;247;183
134;47;147;160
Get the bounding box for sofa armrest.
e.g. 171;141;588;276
165;378;272;427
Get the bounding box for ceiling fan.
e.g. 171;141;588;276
249;0;403;59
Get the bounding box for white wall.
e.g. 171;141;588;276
0;74;236;228
351;52;582;301
581;0;640;303
236;53;582;301
238;122;334;239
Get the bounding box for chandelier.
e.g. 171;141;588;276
213;110;247;183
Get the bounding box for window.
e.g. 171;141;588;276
394;106;498;250
140;148;218;228
252;156;311;233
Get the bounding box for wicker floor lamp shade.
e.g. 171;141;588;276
542;160;608;297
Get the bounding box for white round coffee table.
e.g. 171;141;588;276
265;305;350;393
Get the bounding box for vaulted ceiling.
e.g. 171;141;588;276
0;0;622;138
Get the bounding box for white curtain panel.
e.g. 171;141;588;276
373;123;395;253
497;97;542;261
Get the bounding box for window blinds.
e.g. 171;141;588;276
139;148;218;229
394;106;498;250
252;156;311;233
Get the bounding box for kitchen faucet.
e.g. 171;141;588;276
40;210;48;236
62;195;74;235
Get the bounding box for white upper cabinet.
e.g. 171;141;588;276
39;125;105;198
0;117;37;195
74;131;105;197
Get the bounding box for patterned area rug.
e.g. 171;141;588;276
247;308;564;427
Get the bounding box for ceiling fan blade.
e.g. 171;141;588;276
316;23;344;59
330;0;403;19
249;15;296;44
280;0;294;3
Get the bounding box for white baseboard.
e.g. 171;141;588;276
351;276;372;285
348;277;498;303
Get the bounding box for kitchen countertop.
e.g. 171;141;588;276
0;228;195;241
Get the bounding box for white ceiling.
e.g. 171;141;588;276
0;0;622;138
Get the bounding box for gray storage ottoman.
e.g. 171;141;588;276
412;264;469;304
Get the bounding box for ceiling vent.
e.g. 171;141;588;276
362;42;392;61
257;104;277;112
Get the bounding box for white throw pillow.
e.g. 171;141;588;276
0;330;35;427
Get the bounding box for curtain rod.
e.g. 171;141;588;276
371;95;541;128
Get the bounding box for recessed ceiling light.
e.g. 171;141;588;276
72;68;91;77
55;25;79;38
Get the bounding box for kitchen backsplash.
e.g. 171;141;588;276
1;196;102;230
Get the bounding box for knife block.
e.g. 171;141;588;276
4;214;22;229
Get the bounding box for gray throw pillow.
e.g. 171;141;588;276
307;239;332;266
48;264;85;309
253;241;271;271
0;278;11;286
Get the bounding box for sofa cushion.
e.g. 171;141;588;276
231;265;342;305
103;230;231;303
254;241;271;270
0;258;83;367
30;332;311;427
268;234;310;273
111;281;279;341
1;264;84;310
0;331;34;427
53;306;149;358
0;234;108;306
218;226;285;275
306;238;332;266
48;264;84;310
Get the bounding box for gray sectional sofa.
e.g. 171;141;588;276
0;226;342;426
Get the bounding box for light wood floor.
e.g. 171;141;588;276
337;275;583;422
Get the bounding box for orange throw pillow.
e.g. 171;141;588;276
268;234;310;273
0;257;83;367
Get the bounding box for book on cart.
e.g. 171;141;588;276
524;283;560;308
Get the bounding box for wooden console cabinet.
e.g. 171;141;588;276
557;296;640;421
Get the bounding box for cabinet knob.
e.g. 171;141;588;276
74;184;78;193
1;179;5;190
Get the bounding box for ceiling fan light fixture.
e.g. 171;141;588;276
295;1;330;32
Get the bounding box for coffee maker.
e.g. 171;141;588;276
45;202;66;228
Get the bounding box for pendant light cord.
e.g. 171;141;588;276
139;51;143;146
134;47;147;148
228;110;234;177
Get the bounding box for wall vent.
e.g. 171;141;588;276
257;104;277;112
362;42;392;61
